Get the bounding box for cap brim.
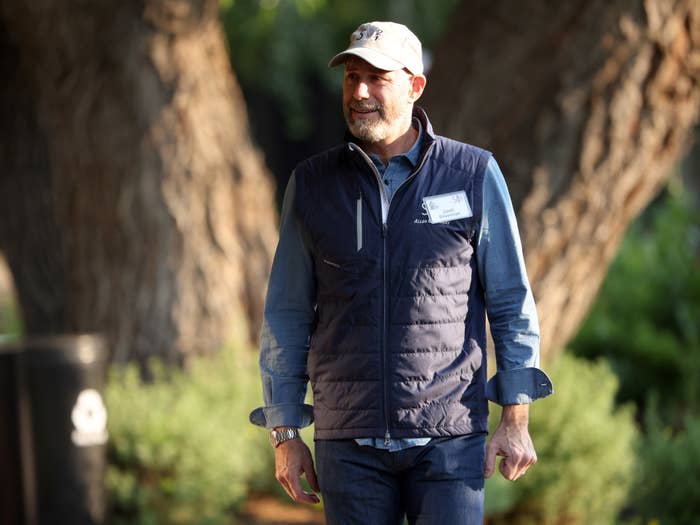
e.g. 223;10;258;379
328;48;405;72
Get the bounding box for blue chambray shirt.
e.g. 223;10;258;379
250;120;552;451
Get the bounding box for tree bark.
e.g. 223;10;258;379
424;0;700;362
0;0;277;365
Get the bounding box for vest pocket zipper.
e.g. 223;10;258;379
356;193;363;252
321;258;358;275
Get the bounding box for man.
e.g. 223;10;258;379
250;21;553;525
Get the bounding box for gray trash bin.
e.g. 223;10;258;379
0;341;28;525
18;334;109;525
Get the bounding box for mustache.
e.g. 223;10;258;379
349;102;383;113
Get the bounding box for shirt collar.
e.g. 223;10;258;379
369;117;424;168
404;117;424;167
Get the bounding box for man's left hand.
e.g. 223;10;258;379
484;404;536;481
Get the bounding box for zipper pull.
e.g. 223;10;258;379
384;429;391;447
382;223;387;238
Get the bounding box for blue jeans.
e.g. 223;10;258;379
315;434;486;525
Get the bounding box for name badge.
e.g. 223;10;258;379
422;191;472;224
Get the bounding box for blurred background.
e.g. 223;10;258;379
0;0;699;524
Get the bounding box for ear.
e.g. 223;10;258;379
408;74;427;103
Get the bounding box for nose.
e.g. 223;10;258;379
353;80;369;100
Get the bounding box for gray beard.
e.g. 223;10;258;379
347;117;391;143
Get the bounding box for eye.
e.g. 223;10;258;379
373;74;392;85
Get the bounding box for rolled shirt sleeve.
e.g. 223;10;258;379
249;173;316;429
477;158;553;405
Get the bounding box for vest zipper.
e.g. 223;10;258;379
349;144;391;443
382;221;389;446
347;139;435;447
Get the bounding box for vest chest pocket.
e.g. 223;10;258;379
316;255;360;300
406;216;476;267
428;216;475;238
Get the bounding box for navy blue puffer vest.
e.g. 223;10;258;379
294;108;492;440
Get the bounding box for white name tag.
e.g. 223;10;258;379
422;191;472;224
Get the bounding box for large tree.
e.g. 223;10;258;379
0;0;277;364
424;0;700;361
3;0;699;367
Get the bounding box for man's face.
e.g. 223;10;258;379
342;58;415;144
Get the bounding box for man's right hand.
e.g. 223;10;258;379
274;432;321;504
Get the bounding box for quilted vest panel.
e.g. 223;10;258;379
295;109;492;439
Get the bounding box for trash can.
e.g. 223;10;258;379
18;334;109;525
0;340;29;525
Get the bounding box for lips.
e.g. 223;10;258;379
350;106;380;119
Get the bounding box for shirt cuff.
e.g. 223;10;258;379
486;367;553;405
249;403;314;429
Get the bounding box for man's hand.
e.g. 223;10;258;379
484;404;536;481
273;429;321;504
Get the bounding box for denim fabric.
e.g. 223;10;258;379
315;433;486;525
249;132;552;431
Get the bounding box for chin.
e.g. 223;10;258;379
349;123;387;143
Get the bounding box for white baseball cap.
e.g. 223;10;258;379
328;21;424;75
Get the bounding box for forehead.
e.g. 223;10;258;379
344;56;395;75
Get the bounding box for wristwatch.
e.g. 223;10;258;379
269;427;300;448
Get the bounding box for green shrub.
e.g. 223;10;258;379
629;407;700;525
485;353;638;525
571;184;700;426
0;294;22;338
105;345;273;525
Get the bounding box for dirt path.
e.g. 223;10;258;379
237;495;325;525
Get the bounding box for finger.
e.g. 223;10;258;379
517;453;537;478
288;473;319;504
276;473;295;501
304;459;321;494
484;441;499;478
509;452;537;481
499;456;520;481
528;453;537;468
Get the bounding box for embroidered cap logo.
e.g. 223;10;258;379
352;26;383;43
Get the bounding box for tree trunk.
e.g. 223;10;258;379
424;0;700;362
0;0;277;365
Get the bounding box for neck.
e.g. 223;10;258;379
361;114;417;165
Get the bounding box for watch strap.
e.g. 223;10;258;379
270;427;300;448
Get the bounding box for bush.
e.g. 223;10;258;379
571;184;700;426
629;407;700;525
485;353;638;525
0;294;22;338
105;345;273;525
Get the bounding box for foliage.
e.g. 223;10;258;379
628;403;700;525
0;291;22;338
105;345;273;525
570;180;700;426
218;0;459;138
485;353;638;525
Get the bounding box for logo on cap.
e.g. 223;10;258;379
353;26;383;42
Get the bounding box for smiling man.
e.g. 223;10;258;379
250;21;553;525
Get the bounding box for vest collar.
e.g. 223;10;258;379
344;106;437;169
